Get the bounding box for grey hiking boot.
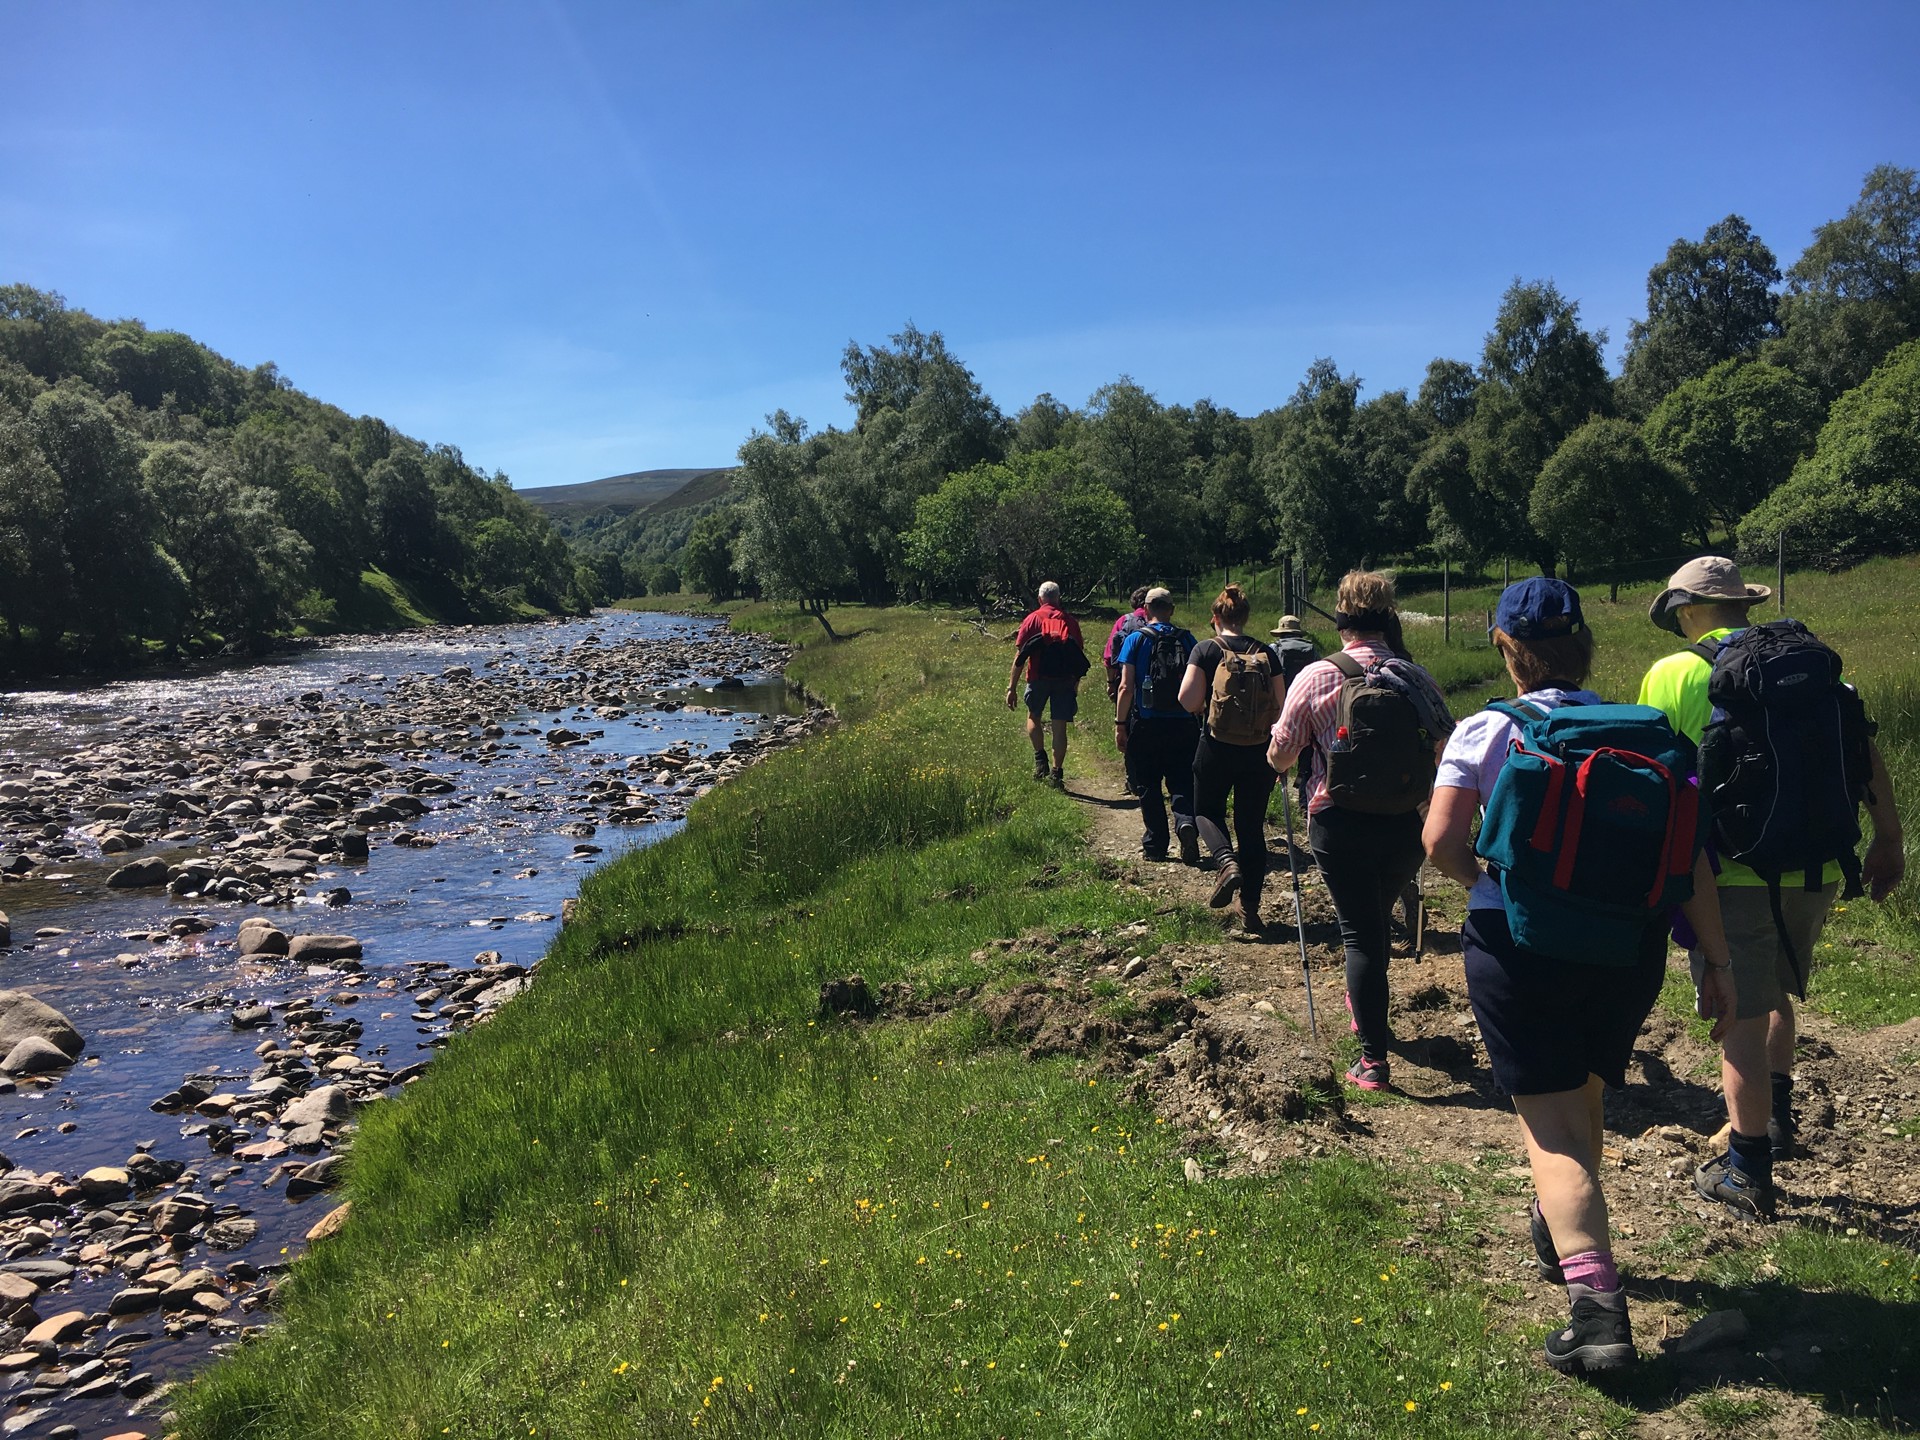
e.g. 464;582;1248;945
1544;1284;1635;1374
1694;1151;1776;1221
1530;1200;1564;1284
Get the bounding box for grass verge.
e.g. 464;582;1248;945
176;603;1611;1439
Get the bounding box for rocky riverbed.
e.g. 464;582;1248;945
0;610;825;1439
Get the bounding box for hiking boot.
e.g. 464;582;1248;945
1049;767;1065;790
1175;820;1201;866
1208;856;1240;909
1543;1284;1636;1374
1530;1200;1564;1285
1345;1057;1389;1091
1694;1151;1776;1221
1236;880;1264;934
1768;1111;1798;1161
1032;752;1049;781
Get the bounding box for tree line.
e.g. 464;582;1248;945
701;164;1920;630
0;286;595;668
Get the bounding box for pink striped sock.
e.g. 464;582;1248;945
1559;1249;1620;1293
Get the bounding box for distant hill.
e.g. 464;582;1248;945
636;466;734;517
518;468;722;518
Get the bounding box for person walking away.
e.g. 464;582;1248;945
1104;586;1152;702
1006;580;1088;788
1179;584;1285;931
1638;556;1904;1219
1270;613;1324;829
1267;570;1453;1091
1424;577;1738;1375
1269;614;1321;685
1115;588;1200;862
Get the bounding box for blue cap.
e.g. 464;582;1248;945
1492;577;1584;640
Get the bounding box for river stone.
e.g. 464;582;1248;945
75;1167;130;1202
2;1408;52;1435
0;1274;37;1306
336;829;369;860
306;1201;351;1243
105;858;168;888
231;1004;273;1030
0;912;9;947
0;1180;56;1217
107;1287;160;1317
206;1217;258;1250
237;926;288;957
24;1311;88;1345
1;1036;71;1076
279;1085;351;1129
160;1269;218;1310
286;1155;344;1201
0;1260;73;1285
286;934;362;962
0;991;83;1060
147;1194;212;1236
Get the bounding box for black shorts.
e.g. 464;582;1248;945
1461;907;1667;1096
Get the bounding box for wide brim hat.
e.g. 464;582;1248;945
1648;556;1771;635
1269;614;1306;637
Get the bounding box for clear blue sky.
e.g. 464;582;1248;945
6;2;1916;489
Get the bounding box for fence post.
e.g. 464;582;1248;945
1443;556;1451;645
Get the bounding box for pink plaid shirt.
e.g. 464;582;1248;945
1271;639;1444;814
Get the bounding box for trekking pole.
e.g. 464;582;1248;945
1279;781;1318;1038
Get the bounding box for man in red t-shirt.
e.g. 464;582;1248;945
1005;580;1086;787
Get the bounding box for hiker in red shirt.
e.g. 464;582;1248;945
1006;580;1087;788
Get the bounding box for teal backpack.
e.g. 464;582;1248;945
1474;700;1702;966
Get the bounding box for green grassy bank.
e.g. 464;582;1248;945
176;597;1916;1438
179;606;1610;1438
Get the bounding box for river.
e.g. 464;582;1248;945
0;609;810;1439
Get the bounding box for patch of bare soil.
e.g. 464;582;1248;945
1024;757;1920;1434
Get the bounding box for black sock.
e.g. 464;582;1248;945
1729;1128;1772;1181
1771;1072;1795;1131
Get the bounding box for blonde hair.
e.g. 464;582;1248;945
1336;570;1396;616
1212;583;1250;628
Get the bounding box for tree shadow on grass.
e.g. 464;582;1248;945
1588;1271;1920;1430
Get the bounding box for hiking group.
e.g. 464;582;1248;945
1007;557;1905;1378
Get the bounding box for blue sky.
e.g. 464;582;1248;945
6;2;1916;488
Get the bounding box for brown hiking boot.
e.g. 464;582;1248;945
1208;855;1240;908
1236;881;1264;934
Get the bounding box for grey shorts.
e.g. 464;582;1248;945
1690;882;1837;1018
1024;676;1080;721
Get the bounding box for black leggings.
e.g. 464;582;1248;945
1192;735;1276;894
1309;806;1425;1064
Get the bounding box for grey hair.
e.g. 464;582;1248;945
1038;581;1062;603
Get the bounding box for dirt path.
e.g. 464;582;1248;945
1015;751;1920;1435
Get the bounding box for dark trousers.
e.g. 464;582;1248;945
1309;806;1425;1064
1125;715;1198;855
1193;735;1276;894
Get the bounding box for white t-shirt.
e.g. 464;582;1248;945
1433;688;1606;911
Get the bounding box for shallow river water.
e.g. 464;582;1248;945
0;609;798;1438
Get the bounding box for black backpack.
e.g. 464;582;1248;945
1697;619;1877;990
1105;613;1151;700
1322;652;1444;814
1136;626;1191;714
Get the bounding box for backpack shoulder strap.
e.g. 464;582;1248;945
1327;651;1364;680
1687;641;1719;665
1485;699;1547;727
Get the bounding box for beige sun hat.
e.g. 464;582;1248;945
1270;614;1306;637
1648;556;1771;635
